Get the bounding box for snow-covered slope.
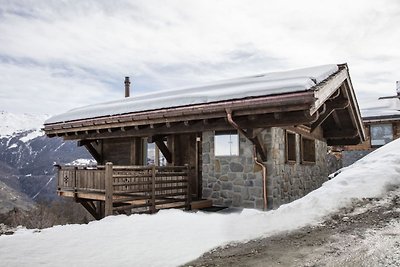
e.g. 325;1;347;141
0;111;48;142
1;137;400;266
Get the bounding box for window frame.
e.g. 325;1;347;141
285;130;297;163
214;130;240;157
370;123;393;147
301;136;316;164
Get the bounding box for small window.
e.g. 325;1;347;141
370;124;393;147
301;137;316;163
286;131;296;162
145;140;167;166
215;131;239;156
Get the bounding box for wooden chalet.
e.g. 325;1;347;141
44;63;365;219
340;81;400;166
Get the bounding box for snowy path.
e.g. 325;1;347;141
1;139;400;266
186;189;400;266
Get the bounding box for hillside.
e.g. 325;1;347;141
0;111;92;212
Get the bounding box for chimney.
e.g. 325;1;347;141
397;81;400;96
124;76;131;98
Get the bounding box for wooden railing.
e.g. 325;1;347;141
56;163;191;216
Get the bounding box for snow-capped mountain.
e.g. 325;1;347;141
0;111;48;140
0;111;92;212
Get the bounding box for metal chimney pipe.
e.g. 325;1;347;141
397;81;400;96
124;77;130;98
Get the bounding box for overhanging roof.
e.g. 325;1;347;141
44;64;365;146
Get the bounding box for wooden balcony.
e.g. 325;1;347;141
56;163;191;218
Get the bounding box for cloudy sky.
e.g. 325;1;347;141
0;0;399;115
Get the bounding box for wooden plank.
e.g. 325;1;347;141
311;68;347;114
112;195;152;203
113;181;152;186
113;188;152;194
113;202;152;211
151;165;156;213
104;162;114;216
191;199;213;210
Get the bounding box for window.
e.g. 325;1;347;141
370;124;393;147
286;131;296;162
301;137;316;163
145;140;167;166
215;131;239;156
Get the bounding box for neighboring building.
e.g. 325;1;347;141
341;82;400;166
44;64;365;219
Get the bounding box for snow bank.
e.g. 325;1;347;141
45;64;338;124
1;137;400;267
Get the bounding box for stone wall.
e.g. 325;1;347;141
201;128;329;210
201;131;264;209
266;128;328;209
342;150;372;167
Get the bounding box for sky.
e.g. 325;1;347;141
0;0;399;115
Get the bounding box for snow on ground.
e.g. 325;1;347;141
1;138;400;266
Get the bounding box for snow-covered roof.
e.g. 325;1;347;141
361;98;400;120
45;64;339;124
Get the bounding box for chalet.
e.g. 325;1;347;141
44;63;365;219
341;81;400;166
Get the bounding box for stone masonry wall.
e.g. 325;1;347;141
202;128;329;210
201;130;265;209
266;128;328;209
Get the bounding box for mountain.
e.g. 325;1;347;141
0;111;92;212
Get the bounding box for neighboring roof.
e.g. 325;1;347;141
44;63;365;146
361;98;400;122
45;64;338;124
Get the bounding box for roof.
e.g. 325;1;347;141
44;63;365;146
361;98;400;122
45;64;338;124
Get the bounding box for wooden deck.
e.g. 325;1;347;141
56;163;191;218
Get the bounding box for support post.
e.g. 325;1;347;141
105;162;114;217
73;167;78;199
151;165;156;213
185;164;191;210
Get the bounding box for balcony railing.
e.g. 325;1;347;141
56;163;191;216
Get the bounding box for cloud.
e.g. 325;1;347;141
0;0;399;114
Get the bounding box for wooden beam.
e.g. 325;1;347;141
44;92;315;136
63;111;317;141
331;110;343;129
311;99;349;132
327;137;361;146
79;200;102;220
78;140;101;162
104;162;113;217
324;129;359;139
248;132;267;162
155;140;172;163
311;68;348;114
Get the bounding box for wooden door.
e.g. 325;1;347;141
170;133;202;200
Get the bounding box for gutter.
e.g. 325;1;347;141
226;109;268;210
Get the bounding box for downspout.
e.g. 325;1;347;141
226;109;268;210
